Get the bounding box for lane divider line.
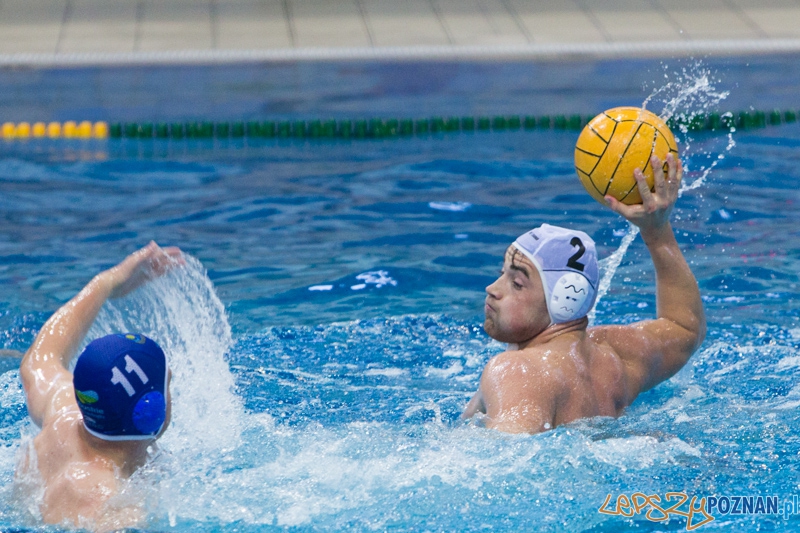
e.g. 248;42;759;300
0;109;795;141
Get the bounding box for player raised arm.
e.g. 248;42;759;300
19;242;182;426
597;154;706;396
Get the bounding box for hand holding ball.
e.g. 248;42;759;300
574;107;678;205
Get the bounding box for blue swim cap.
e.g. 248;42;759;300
73;333;168;441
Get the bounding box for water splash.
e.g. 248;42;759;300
642;61;730;122
91;255;243;455
591;60;736;319
1;309;797;531
130;314;716;531
646;61;737;192
678;129;736;195
89;255;247;526
589;225;639;324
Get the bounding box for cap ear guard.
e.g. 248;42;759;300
549;273;592;323
132;391;166;435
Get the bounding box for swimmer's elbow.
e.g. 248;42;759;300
18;352;37;394
667;305;707;358
653;326;705;390
693;321;707;353
19;349;50;395
682;311;707;355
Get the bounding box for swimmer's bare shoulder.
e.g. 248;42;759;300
476;330;648;431
587;315;702;397
464;343;569;433
584;324;654;410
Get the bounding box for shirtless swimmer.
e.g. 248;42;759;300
16;242;182;531
462;154;706;433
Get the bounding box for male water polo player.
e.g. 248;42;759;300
462;154;706;433
17;242;182;531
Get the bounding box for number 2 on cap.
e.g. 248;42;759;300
566;237;586;272
110;355;150;397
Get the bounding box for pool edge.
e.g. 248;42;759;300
4;39;800;67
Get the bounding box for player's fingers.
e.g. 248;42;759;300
147;244;183;274
672;154;683;188
119;243;155;274
634;168;655;207
161;246;183;258
605;195;636;219
164;247;187;265
664;153;682;201
651;155;667;197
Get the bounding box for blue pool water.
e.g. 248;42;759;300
0;58;799;531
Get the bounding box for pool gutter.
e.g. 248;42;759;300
2;39;800;67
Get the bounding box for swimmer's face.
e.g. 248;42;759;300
484;246;550;344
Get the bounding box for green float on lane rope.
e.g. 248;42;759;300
105;110;798;140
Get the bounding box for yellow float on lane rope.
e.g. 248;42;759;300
0;121;109;140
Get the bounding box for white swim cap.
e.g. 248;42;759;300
512;224;599;324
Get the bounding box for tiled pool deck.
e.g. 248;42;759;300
2;0;800;64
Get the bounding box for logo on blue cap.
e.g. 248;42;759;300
76;389;99;404
120;333;147;344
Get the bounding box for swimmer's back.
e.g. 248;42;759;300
475;328;638;432
545;329;632;425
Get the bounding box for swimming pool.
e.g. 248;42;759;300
1;57;799;531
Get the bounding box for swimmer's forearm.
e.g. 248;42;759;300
642;223;706;345
23;242;180;375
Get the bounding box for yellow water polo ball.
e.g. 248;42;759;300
574;107;678;205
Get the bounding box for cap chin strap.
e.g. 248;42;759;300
82;423;161;442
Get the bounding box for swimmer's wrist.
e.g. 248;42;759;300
639;221;675;247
